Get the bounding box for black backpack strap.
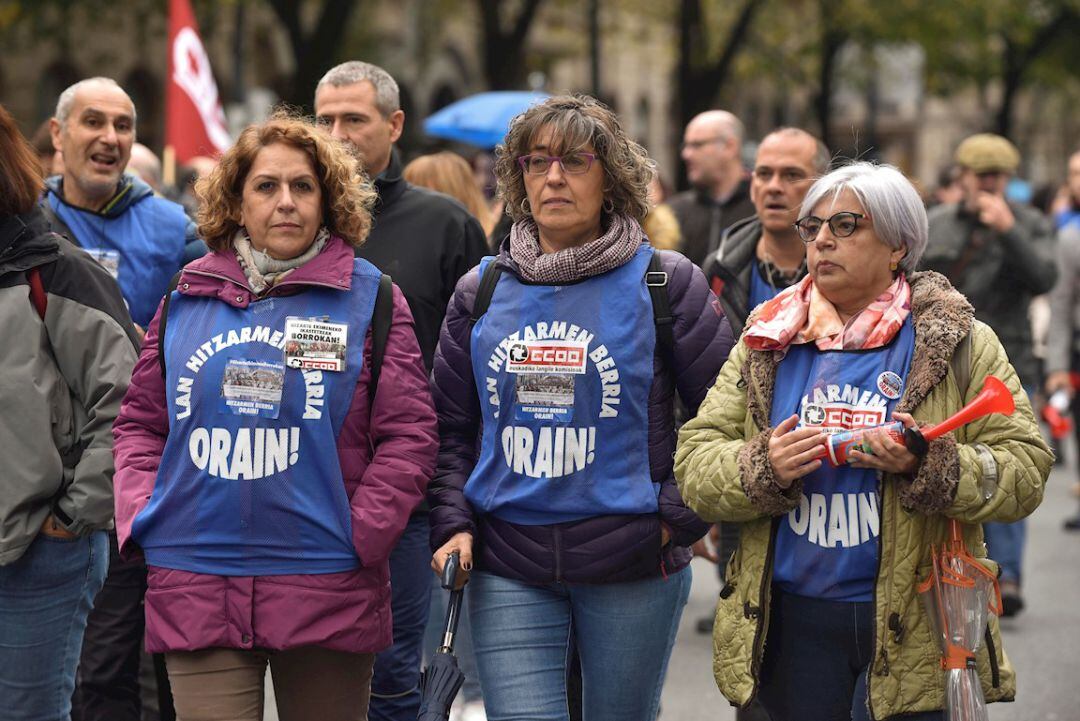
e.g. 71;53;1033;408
39;200;76;244
468;257;674;365
157;271;183;378
646;252;674;365
470;262;504;326
368;273;394;408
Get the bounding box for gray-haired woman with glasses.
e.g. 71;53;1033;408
675;161;1049;720
427;95;732;720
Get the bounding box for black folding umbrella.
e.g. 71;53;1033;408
417;552;468;721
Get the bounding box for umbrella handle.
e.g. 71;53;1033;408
438;551;467;653
440;587;465;653
441;551;469;591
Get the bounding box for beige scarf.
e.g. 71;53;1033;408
233;227;330;294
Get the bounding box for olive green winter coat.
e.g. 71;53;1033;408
675;271;1051;720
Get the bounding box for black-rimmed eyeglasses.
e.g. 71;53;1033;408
793;212;868;244
517;153;597;175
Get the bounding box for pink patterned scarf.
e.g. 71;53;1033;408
743;274;912;352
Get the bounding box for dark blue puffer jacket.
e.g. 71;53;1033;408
428;242;734;583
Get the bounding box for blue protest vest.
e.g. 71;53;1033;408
769;318;915;601
466;246;657;525
47;189;188;327
132;259;381;576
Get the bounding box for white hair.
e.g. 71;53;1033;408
800;161;927;274
316;61;400;117
55;77;135;126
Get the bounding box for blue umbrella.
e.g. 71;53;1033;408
423;91;550;149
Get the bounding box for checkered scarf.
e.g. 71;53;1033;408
509;213;646;283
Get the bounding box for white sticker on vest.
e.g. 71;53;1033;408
284;317;347;372
221;359;284;418
515;374;575;422
506;340;588;375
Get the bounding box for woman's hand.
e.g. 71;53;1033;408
691;525;720;563
431;531;473;576
40;514;77;540
768;414;826;488
848;412;920;475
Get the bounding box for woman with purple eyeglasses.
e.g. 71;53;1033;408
427;94;733;721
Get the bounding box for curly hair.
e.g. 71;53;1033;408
494;94;654;225
196;112;376;251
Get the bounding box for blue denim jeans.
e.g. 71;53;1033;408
982;519;1026;583
469;566;691;721
423;574;482;703
0;530;108;721
369;514;435;721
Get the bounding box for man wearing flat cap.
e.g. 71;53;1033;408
922;132;1057;618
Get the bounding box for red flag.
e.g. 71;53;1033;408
166;0;230;163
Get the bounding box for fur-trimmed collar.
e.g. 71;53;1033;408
740;271;974;429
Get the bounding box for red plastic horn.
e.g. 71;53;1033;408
920;375;1014;442
812;375;1014;466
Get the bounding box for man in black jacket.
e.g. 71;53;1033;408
669;110;756;268
315;60;488;721
703;127;830;335
922;133;1057;617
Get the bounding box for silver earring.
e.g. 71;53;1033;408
602;198;615;214
520;197;531;215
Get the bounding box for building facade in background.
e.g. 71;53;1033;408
1;1;1078;192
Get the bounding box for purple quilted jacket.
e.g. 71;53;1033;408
429;244;734;583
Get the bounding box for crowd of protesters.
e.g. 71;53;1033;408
2;55;1078;721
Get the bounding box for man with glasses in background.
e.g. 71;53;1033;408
922;132;1057;618
703;127;830;336
669;110;755;268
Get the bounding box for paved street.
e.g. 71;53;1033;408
266;458;1080;721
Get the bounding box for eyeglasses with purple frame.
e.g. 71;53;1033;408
516;152;597;175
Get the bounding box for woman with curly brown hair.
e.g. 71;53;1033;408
111;114;438;721
427;95;733;721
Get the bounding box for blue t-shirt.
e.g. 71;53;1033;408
769;319;915;601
